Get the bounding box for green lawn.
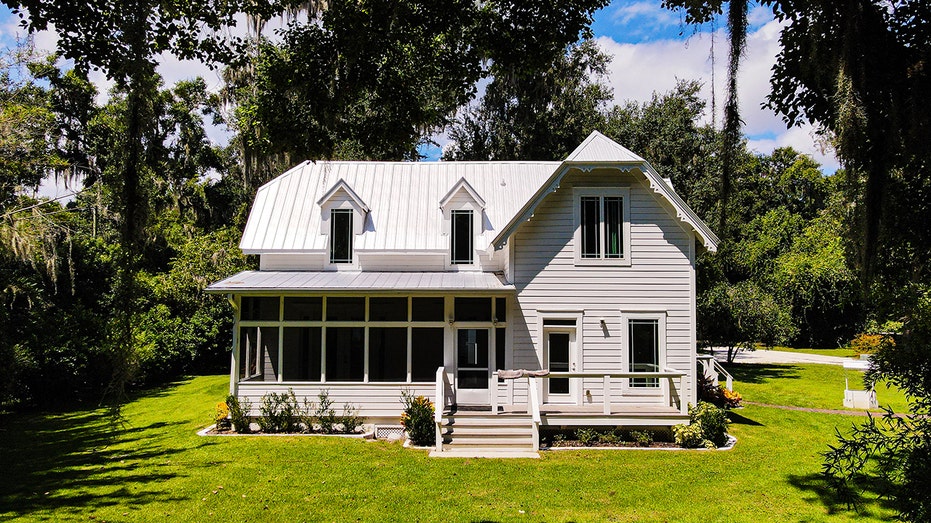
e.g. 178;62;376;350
1;374;900;522
754;345;859;358
725;362;911;414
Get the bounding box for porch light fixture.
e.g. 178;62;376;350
599;317;607;327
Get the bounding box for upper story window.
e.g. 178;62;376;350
330;209;353;264
451;209;473;264
574;187;630;266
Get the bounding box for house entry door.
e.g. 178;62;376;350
455;328;490;405
544;328;578;404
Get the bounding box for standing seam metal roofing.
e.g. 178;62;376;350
239;161;561;253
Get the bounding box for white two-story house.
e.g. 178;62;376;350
207;131;718;453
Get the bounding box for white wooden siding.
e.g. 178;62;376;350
509;169;696;405
238;382;435;418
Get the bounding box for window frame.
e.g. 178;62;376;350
329;208;354;264
450;209;474;265
573;187;631;266
621;312;667;394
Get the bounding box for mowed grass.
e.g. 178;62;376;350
1;373;900;522
754;345;859;358
725;362;912;414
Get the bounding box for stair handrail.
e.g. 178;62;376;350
712;359;733;391
527;376;541;451
435;366;446;451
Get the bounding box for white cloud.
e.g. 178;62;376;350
596;18;840;172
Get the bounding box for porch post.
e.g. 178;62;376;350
228;294;239;396
603;375;610;415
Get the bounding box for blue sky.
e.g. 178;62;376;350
0;0;838;186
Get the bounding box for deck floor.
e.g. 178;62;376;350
450;404;683;417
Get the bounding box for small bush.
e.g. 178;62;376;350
215;401;231;431
598;430;620;445
315;389;338;434
690;402;729;448
575;428;598;446
722;388;743;408
849;332;895;356
400;390;435;446
630;430;654;447
226;394;252;434
697;372;742;409
673;423;706;448
258;389;300;433
340;403;365;433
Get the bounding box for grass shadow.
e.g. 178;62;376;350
0;379;209;519
725;363;803;384
787;472;897;519
726;411;764;426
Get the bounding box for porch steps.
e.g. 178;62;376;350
437;411;536;455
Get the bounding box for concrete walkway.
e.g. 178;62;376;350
710;347;852;366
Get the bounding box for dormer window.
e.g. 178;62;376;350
317;179;369;267
451;209;473;264
574;187;631;266
330;209;353;263
440;177;485;268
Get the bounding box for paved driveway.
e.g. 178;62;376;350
710;347;852;366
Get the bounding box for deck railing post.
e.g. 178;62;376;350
491;372;498;415
435;366;445;452
528;377;542;451
603;375;611;415
679;375;687;415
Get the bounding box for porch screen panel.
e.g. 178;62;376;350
412;297;444;321
326;297;365;321
604;196;623;258
284;297;322;321
629;319;659;387
241;297;279;321
580;196;601;258
411;328;444;382
326;327;364;381
283;327;321;381
239;326;279;381
369;328;407;381
455;297;491;322
369;297;408;322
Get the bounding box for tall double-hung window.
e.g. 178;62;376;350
574;188;630;265
329;209;353;264
450;209;473;264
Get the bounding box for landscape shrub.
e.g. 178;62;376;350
400;390;434;446
697;372;742;408
673;402;730;448
314;390;338;433
575;428;598;446
598;430;620;445
215;401;231;431
226;394;252;434
673;423;706;448
340;403;365;433
258;389;300;433
630;430;654;447
849;332;895;356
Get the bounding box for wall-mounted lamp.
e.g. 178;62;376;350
599;317;607;328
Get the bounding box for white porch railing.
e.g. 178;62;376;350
697;354;733;391
434;366;448;452
490;369;688;418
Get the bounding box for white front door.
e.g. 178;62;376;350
544;328;579;404
455;328;490;405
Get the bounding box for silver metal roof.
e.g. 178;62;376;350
565;131;646;163
207;270;515;293
240;161;559;253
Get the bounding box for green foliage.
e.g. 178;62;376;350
574;427;599;446
630;430;654;447
597;430;620;445
400;390;434;446
673;401;729;449
673;423;706;449
314;389;337;434
225;394;251;434
699;280;796;362
257;390;300;433
340;403;365;434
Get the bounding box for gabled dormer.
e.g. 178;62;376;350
440;177;485;266
317;179;369;265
